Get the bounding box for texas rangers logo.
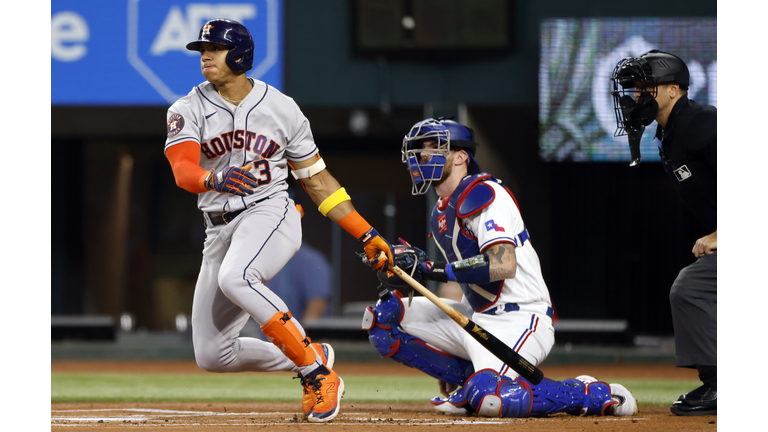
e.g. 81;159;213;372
673;165;692;182
202;22;215;36
167;113;185;138
438;214;448;233
485;220;506;232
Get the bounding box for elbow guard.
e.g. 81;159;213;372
291;157;326;180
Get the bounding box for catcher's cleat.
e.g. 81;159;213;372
430;387;474;416
298;343;336;418
307;369;345;423
607;383;639;416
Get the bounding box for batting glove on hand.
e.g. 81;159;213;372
204;165;259;196
358;228;394;276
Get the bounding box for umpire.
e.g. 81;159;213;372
610;50;717;416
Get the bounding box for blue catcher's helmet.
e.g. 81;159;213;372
402;118;482;195
186;18;254;72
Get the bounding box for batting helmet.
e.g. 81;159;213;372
402;118;482;195
186;19;254;72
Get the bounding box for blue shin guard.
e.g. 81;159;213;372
464;370;615;418
362;290;473;386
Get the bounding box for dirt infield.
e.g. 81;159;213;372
52;362;715;431
52;360;701;379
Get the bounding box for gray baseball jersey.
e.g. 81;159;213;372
166;79;319;212
165;78;323;374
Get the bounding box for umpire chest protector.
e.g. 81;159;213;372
430;173;512;312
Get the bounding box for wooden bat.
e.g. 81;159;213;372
391;265;544;385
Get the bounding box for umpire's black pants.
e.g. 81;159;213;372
669;250;717;367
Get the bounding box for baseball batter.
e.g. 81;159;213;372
362;118;638;418
163;19;393;423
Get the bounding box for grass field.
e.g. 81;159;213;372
51;372;699;406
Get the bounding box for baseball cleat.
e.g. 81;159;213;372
575;375;598;385
307;369;345;423
315;343;335;369
607;383;639;416
430;387;473;416
300;343;336;417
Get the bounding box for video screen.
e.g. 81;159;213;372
538;18;717;162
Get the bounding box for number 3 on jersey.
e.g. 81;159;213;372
251;160;272;186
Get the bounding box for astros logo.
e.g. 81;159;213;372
202;23;215;36
167;113;185;138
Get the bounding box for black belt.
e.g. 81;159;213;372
206;195;271;226
481;303;554;318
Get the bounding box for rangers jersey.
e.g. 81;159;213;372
430;174;552;314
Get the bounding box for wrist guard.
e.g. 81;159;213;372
424;254;491;285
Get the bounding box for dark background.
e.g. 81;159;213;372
51;0;717;337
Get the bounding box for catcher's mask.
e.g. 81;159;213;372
610;50;689;165
402;118;481;195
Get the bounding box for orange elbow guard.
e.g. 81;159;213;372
260;311;315;367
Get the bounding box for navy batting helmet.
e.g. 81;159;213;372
186;19;254;72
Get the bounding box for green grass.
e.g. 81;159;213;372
51;373;698;406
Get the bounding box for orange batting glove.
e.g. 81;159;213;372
359;228;394;276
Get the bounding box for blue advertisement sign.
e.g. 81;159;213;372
52;0;283;106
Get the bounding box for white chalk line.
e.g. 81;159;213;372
51;408;650;426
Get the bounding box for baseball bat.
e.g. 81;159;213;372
391;265;544;385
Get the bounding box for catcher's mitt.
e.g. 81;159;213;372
376;243;428;289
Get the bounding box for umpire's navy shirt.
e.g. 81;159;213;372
654;95;717;232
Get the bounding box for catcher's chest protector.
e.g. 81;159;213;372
430;174;505;312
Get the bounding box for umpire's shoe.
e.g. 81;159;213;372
306;368;345;423
670;384;716;416
299;343;336;418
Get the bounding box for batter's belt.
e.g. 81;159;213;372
206;195;272;226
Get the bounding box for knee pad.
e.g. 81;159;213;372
362;290;473;386
464;369;532;418
260;311;315;367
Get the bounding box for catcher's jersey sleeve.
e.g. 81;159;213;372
465;181;552;308
468;182;525;252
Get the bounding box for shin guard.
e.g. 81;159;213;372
465;369;532;418
363;290;473;386
261;311;315;367
465;370;615;418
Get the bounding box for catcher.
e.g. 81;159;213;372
361;118;639;418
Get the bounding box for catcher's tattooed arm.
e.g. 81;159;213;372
485;242;517;281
